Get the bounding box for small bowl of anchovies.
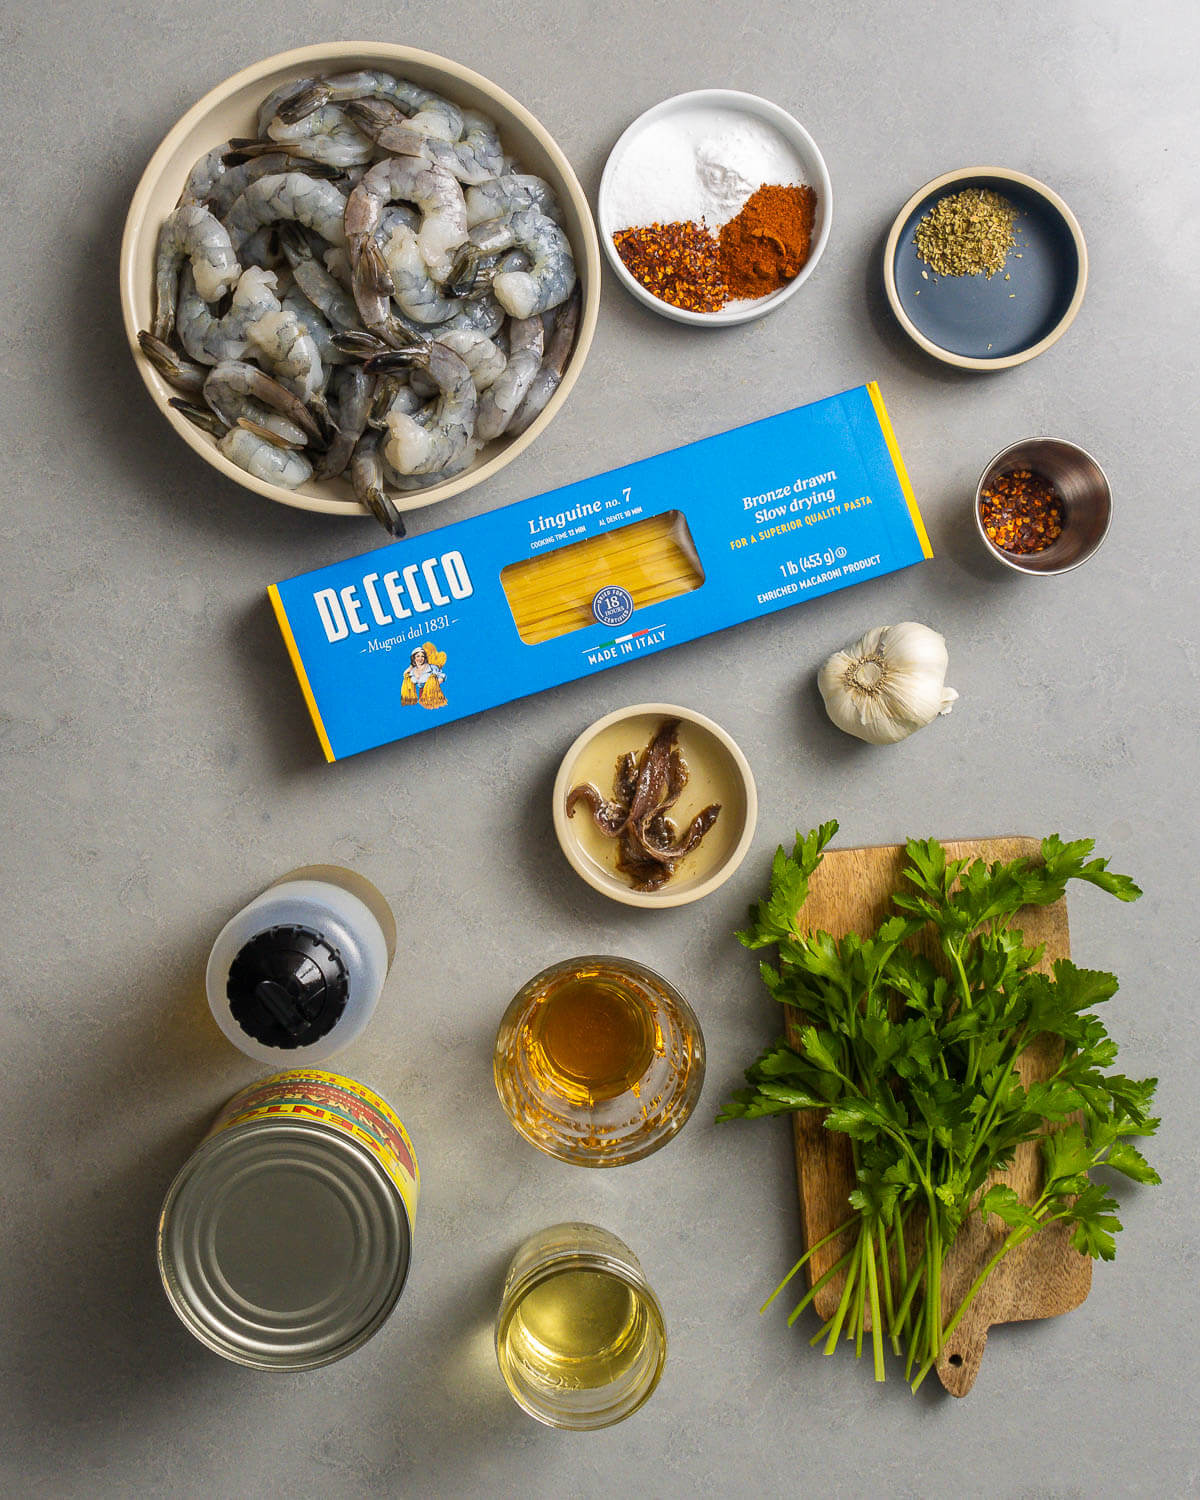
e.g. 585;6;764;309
552;703;758;909
883;166;1087;371
120;43;601;534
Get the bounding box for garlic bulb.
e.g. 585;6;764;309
818;622;958;745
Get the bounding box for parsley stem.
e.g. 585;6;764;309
876;1218;897;1355
893;1245;926;1335
822;1232;864;1355
760;1215;857;1313
891;1205;911;1344
864;1237;886;1381
785;1247;856;1327
909;1219;1043;1394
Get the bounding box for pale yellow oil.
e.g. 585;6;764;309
502;1268;649;1391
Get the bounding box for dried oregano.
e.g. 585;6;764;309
914;188;1019;278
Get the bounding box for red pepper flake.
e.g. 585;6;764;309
612;220;728;313
978;469;1065;555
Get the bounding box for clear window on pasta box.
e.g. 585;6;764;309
500;511;705;645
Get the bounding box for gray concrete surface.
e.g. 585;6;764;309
2;2;1197;1496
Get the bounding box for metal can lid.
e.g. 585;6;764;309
157;1119;411;1369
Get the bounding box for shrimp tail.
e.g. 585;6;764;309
168;397;227;438
276;82;332;124
362;337;433;375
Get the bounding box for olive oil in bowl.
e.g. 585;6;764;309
496;1223;667;1428
493;957;705;1167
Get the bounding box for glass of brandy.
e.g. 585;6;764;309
493;956;705;1167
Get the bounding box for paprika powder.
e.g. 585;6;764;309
719;183;817;300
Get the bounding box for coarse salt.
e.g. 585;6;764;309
605;105;807;231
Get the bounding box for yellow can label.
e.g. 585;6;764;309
209;1069;419;1226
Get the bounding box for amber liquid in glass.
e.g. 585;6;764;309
528;972;657;1105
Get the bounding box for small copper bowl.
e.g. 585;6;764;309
974;438;1111;575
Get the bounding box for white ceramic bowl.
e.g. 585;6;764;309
598;89;832;327
120;43;601;520
552;703;758;908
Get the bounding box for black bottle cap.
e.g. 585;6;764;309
226;925;349;1050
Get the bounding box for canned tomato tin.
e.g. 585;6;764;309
157;1069;419;1369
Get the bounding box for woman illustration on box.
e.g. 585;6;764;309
401;644;447;710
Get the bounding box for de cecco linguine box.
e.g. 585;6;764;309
269;382;932;762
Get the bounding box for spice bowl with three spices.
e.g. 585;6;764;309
598;90;831;326
884;166;1087;370
975;438;1111;576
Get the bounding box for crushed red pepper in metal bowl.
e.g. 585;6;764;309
978;469;1065;555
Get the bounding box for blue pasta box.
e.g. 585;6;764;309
269;381;932;761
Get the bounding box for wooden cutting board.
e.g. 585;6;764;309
787;837;1091;1396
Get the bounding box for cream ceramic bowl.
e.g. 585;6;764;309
552;703;758;908
120;44;601;520
882;166;1087;371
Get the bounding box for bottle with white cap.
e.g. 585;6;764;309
206;866;396;1065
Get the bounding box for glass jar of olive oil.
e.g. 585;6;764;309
493;956;705;1167
495;1222;667;1429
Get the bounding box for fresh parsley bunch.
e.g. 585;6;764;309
720;823;1159;1392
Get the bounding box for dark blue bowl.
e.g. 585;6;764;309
883;168;1087;369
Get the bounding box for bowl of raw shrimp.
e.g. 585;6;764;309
119;43;601;531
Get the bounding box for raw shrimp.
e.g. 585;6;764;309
208;151;341;217
178;144;231;209
246;304;325;404
409;329;505;393
136;331;206;397
141;70;579;506
508;284;580;436
487;208;576;319
281;285;351;369
278;225;360;330
281;70;463;144
255;79;316;138
220;423;314;488
465;173;563;228
203;360;324;446
444;243;531;299
175;264;281;365
423;293;508;339
348;238;415;348
154;205;240;340
345;156;466;281
171;399;314;489
377;219;459;325
316;365;374;480
475;315;544;441
266;105;374;168
350;430;406;537
367;341;477;476
224;173;348;257
345;100;503;185
381;443;478;491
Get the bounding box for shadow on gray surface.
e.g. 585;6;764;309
226;595;333;777
2;940;249;1458
861;223;995;389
